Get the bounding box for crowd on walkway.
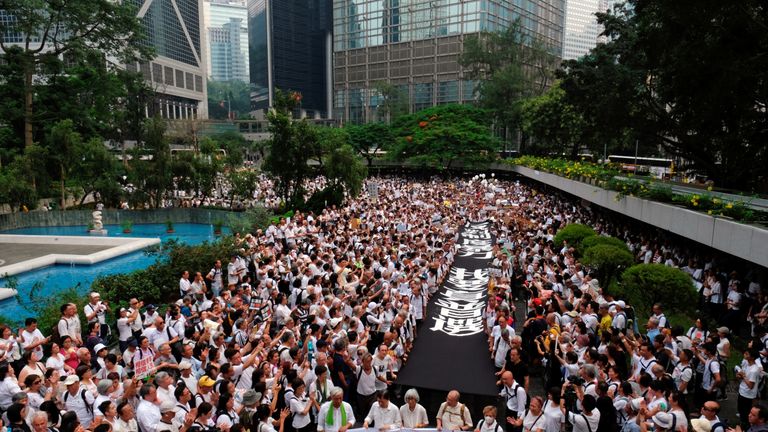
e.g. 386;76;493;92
0;175;766;432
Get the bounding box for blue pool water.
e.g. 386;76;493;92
0;223;229;319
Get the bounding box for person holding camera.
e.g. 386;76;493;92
559;383;600;432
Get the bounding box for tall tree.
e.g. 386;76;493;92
459;19;560;150
47;120;82;209
372;81;409;123
559;1;768;189
390;104;501;169
126;118;172;208
0;0;152;149
263;90;318;204
347;123;394;166
520;82;586;157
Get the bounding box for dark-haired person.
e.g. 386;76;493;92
0;364;23;411
736;349;763;429
20;318;48;363
115;402;139;432
7;402;32;432
136;384;161;432
728;403;768;432
559;385;600;432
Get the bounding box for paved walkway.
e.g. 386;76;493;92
0;243;111;267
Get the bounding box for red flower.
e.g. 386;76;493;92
405;136;413;142
418;121;428;128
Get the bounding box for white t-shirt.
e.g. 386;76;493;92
738;362;762;399
21;328;45;361
543;402;565;432
567;410;600;432
400;404;428;428
117;317;133;342
523;410;547;432
356;367;377;396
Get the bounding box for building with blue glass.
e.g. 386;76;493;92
248;0;333;118
332;0;565;123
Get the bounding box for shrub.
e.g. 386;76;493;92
581;244;634;287
620;264;697;318
93;238;240;309
553;224;597;253
579;235;629;255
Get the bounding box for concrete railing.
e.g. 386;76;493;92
0;208;246;231
510;165;768;268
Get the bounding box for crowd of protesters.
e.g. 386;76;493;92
0;175;766;432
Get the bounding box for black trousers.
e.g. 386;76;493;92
738;395;755;429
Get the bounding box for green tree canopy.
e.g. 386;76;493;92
389;104;500;169
0;0;153;149
558;1;768;189
347;122;394;166
459;18;560;149
520;82;586;157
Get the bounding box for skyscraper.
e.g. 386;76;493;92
332;0;565;123
128;0;208;119
203;0;250;82
562;0;616;60
248;0;334;118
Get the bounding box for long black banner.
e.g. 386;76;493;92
396;222;498;396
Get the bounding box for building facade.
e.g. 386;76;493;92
203;0;250;82
332;0;565;123
128;0;208;119
248;0;334;118
562;0;617;60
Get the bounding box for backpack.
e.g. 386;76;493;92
64;389;93;415
476;418;502;432
50;319;66;345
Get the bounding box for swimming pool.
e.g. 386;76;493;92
0;223;229;318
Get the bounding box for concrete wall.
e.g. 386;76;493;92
511;165;768;268
0;208;245;231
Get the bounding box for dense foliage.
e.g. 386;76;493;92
263;90;367;207
619;264;698;318
459;19;559;152
389;104;500;169
581;244;635;288
557;1;768;190
552;223;597;251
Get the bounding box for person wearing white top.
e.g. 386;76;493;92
288;380;317;432
20;319;48;362
363;391;402;429
474;406;502;432
63;376;96;428
317;388;355;432
560;388;600;432
436;390;473;431
520;397;547;432
400;388;429;428
136;384;162;432
736;349;763;428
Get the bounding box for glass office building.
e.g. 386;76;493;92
333;0;565;123
562;0;618;60
248;0;333;118
127;0;209;119
204;0;250;82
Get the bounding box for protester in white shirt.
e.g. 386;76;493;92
400;388;429;428
363;391;402;429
